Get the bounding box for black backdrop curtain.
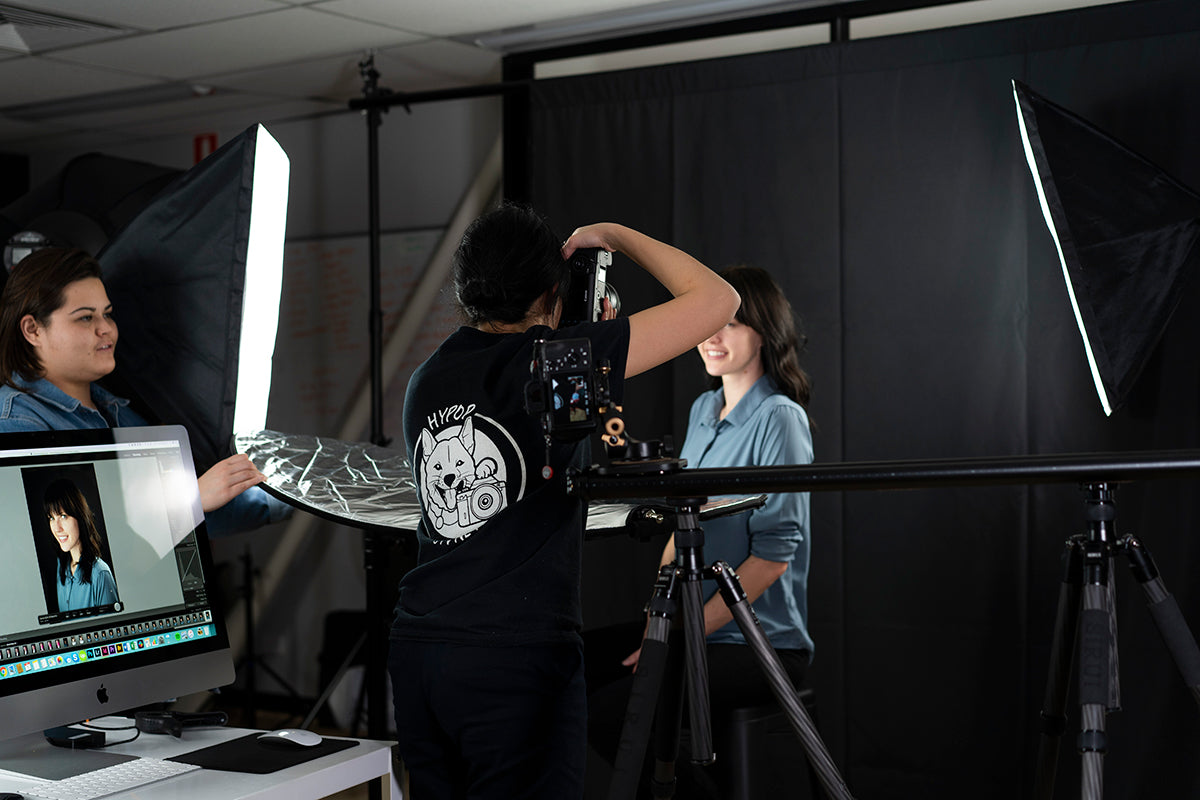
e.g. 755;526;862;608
523;0;1200;797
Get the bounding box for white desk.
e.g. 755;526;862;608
0;719;401;800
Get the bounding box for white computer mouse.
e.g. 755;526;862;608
257;728;323;748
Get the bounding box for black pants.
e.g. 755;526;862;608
390;638;587;800
585;623;810;799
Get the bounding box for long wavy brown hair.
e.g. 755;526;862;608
708;265;812;411
43;477;106;585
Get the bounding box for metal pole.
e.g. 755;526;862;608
359;54;390;800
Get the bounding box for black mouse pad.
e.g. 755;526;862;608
167;733;359;773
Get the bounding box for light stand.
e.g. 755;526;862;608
358;56;394;800
236;545;303;728
1032;483;1200;800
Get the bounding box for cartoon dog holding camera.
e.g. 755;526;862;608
419;416;506;537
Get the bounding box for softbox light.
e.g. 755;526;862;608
1013;79;1200;416
98;124;289;470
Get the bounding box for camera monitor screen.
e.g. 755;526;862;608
0;425;233;741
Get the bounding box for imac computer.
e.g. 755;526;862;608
0;425;234;742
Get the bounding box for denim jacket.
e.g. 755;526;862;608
0;375;146;431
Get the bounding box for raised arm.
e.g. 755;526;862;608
563;223;739;378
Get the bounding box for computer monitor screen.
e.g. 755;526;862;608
0;425;233;741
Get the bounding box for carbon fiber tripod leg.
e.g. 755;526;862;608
1118;535;1200;705
1076;484;1119;800
711;560;856;800
1078;583;1112;800
673;512;715;767
680;576;714;765
1033;537;1084;800
608;567;678;800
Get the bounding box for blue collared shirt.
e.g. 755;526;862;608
0;375;146;432
58;557;119;612
679;374;814;653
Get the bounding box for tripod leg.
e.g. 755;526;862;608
1077;571;1114;800
679;576;715;765
650;641;685;799
711;561;855;800
608;567;679;800
674;517;715;767
1119;535;1200;706
1033;537;1084;800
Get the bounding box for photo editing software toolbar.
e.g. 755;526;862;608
0;611;216;682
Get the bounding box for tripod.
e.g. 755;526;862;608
1033;482;1200;800
606;497;854;800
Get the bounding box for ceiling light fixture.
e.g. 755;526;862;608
470;0;846;52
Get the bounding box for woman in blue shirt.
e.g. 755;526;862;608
656;264;814;664
611;265;813;797
0;247;289;535
44;477;120;613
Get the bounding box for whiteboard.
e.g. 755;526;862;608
266;228;462;444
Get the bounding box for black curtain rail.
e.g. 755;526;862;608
568;450;1200;499
348;80;529;113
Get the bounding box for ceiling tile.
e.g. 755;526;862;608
117;98;340;138
3;0;286;32
56;89;303;129
0;119;133;154
0;55;156;108
49;6;423;80
314;0;661;38
211;54;368;102
211;38;499;102
4;96;337;155
371;39;501;91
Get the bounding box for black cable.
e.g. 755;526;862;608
79;720;141;747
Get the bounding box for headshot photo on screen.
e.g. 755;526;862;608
23;465;121;621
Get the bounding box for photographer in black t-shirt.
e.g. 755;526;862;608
389;203;740;800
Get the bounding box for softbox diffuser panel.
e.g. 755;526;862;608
1013;79;1200;415
98;124;289;470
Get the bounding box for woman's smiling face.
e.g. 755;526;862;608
48;506;81;558
697;320;763;381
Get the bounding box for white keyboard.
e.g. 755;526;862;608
16;757;201;800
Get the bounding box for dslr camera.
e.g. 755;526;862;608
560;248;618;326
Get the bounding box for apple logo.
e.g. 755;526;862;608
96;684;109;704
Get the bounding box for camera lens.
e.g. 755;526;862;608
603;283;621;316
